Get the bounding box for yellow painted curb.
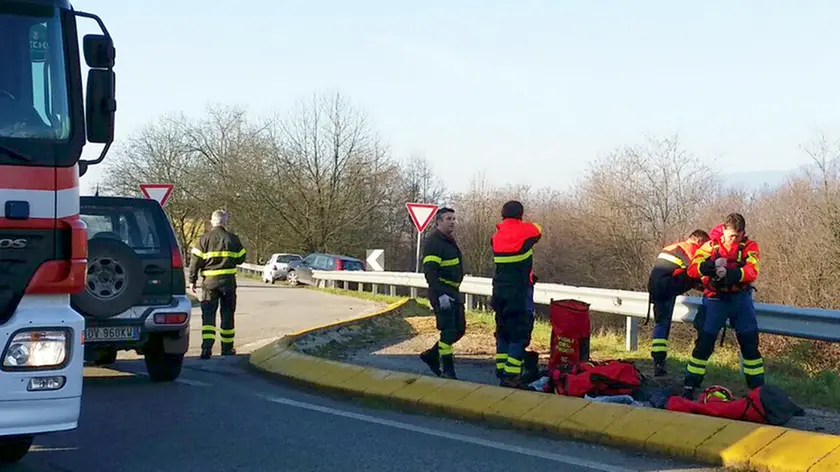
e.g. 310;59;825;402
248;295;840;471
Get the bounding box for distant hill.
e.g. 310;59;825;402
720;169;802;193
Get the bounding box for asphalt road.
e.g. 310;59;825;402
6;279;723;472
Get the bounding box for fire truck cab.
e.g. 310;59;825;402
0;0;115;463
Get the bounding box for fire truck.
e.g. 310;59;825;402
0;0;116;463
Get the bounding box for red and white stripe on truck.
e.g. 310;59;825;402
0;163;87;295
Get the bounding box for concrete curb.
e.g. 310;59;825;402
248;297;840;472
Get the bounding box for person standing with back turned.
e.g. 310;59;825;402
419;207;465;379
647;229;710;377
491;200;542;389
188;209;247;360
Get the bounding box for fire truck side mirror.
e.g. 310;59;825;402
83;34;115;69
85;69;116;144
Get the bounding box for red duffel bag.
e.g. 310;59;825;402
552;360;643;397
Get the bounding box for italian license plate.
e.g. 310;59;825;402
85;326;141;342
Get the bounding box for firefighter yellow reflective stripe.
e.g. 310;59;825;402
202;268;238;276
657;252;686;269
651;339;668;353
504;357;522;374
494;249;533;264
687;356;708;375
191;248;247;259
496;353;508;370
201;325;216;340
439;257;460;267
423;255;442;265
437;341;453;355
439;277;460;288
746;252;759;271
743;357;764;376
220;328;235;344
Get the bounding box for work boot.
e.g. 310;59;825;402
419;347;441;376
654;361;667;377
681;385;696;400
221;348;237;356
200;348;212;360
500;373;524;389
441;355;457;379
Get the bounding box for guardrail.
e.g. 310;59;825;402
286;269;840;351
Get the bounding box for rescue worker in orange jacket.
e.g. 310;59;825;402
491;200;542;388
648;229;710;377
683;212;763;399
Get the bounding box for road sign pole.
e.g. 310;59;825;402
415;231;421;273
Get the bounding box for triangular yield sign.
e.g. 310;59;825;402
139;183;174;207
406;202;438;232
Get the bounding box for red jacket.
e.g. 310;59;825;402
688;236;760;297
491;218;542;287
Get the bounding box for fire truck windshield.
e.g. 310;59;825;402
0;4;71;145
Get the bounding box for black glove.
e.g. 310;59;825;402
699;259;717;276
722;268;742;285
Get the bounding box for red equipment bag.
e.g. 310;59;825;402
551;360;643;397
666;385;805;425
667;387;767;423
548;299;591;373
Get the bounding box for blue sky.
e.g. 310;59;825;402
73;0;840;195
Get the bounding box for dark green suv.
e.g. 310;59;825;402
75;196;191;382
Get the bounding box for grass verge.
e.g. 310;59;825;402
307;285;840;411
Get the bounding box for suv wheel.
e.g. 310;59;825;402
286;270;298;286
71;238;145;318
0;436;33;464
144;334;183;382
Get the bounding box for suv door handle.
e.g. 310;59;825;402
145;266;166;275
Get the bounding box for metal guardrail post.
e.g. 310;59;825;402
465;294;474;310
626;317;639;351
389;285;396;297
410;287;418;299
343;281;349;290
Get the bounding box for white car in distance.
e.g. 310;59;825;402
261;253;303;284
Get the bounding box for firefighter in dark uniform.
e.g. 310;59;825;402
647;229;710;377
419;207;465;379
684;212;763;399
188;210;247;360
491;201;542;388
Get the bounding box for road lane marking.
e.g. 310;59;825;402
255;393;636;472
175;378;212;387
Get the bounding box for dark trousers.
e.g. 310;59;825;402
492;285;533;378
651;296;676;363
685;290;764;389
434;298;466;358
200;284;237;352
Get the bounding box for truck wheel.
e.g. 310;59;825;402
0;435;34;464
144;334;183;382
71;238;145;319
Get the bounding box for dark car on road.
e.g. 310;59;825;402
75;196;191;382
285;253;364;286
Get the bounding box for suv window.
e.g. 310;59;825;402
342;259;364;271
80;205;163;255
314;255;332;269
